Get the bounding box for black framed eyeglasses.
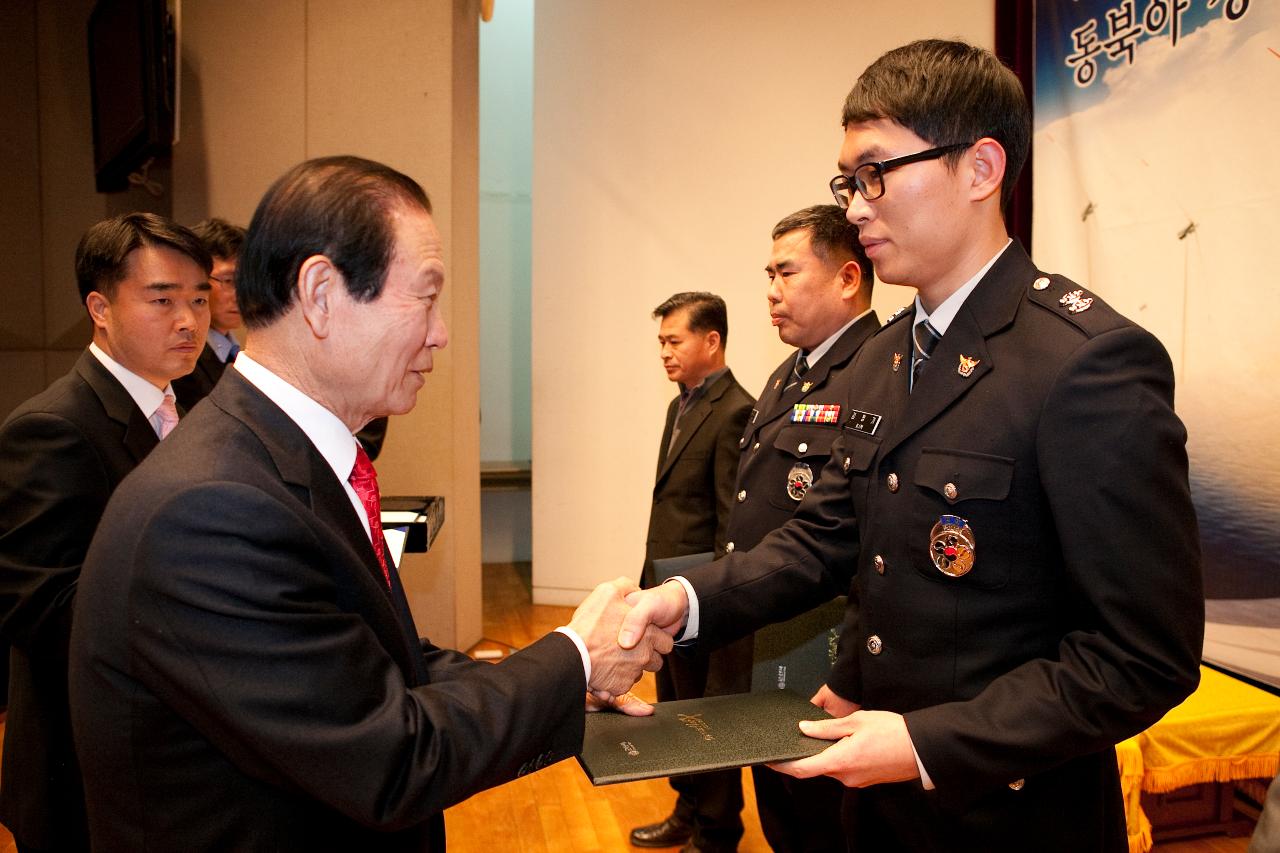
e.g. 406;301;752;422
829;142;974;208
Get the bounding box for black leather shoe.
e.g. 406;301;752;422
630;815;693;848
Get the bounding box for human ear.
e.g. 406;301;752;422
297;255;341;340
969;138;1007;205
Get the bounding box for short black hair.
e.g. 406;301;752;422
237;155;432;329
191;218;246;261
771;204;874;287
75;213;212;303
652;292;728;346
841;39;1030;211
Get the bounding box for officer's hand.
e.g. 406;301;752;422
769;710;919;788
810;683;859;717
618;580;689;649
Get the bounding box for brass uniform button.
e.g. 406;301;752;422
843;457;852;474
866;635;883;655
873;555;885;575
944;482;958;500
887;472;900;493
753;442;760;451
797;442;808;453
726;541;735;553
738;437;747;448
737;489;747;503
1032;276;1050;291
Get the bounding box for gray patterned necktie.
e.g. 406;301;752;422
911;320;942;392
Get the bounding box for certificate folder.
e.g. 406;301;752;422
578;689;831;786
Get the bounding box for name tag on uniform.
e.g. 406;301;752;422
791;403;841;424
846;409;882;435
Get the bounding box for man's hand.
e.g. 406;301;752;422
618;581;690;649
810;683;860;717
569;578;673;699
770;710;919;788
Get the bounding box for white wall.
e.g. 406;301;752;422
531;1;994;604
175;0;484;649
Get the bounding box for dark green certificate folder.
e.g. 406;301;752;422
577;689;831;786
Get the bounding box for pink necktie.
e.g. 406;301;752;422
348;445;391;587
155;394;179;439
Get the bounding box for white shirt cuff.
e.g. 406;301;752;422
554;626;591;685
911;740;935;790
668;576;699;642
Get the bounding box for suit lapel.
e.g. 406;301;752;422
656;371;732;485
210;372;426;681
878;244;1033;459
76;350;159;462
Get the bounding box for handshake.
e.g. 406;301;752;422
566;578;693;703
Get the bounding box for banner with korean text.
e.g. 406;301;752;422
1033;0;1280;689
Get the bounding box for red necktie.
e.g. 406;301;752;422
348;444;391;587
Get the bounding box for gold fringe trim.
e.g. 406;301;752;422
1141;753;1279;794
1127;817;1153;853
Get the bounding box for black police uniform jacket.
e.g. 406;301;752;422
681;243;1203;852
725;310;879;554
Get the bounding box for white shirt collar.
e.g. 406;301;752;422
913;239;1013;336
88;342;172;432
804;307;875;369
232;354;358;493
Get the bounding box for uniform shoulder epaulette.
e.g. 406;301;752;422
1025;273;1125;337
879;304;912;329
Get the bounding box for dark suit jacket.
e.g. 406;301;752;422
171;341;227;411
683;244;1203;851
68;370;586;852
0;351;160;850
642;369;753;587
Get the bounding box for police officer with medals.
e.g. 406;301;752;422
621;40;1203;853
726;205;878;853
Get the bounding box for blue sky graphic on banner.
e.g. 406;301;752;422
1033;0;1280;688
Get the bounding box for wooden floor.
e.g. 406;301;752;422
0;561;1257;852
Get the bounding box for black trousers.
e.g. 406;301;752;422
656;636;753;852
751;765;849;853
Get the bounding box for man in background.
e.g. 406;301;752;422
0;213;211;853
731;205;878;852
631;292;753;853
173;217;244;409
69;156;669;852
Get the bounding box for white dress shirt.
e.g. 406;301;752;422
231;355;594;682
88;342;176;439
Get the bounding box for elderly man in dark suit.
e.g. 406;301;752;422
732;205;878;853
622;40;1202;853
172;218;245;410
631;292;753;853
0;213;211;853
68;156;670;853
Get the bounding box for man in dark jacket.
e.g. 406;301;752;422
0;213;211;853
730;205;878;853
631;292;753;853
